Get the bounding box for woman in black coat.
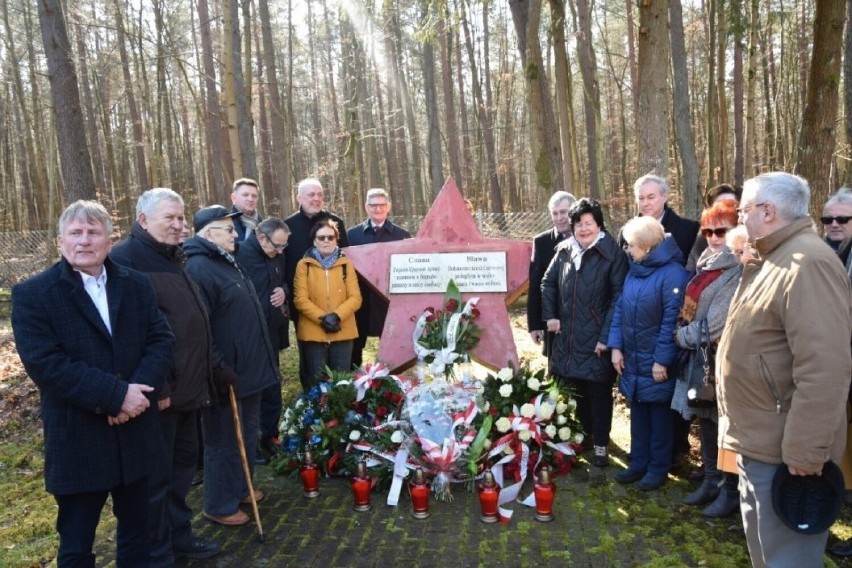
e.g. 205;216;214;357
542;198;629;467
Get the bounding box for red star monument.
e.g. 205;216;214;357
344;178;531;373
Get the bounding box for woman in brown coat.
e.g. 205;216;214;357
293;219;362;386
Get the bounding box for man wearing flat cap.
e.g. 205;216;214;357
183;206;281;526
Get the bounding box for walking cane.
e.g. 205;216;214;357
229;385;265;543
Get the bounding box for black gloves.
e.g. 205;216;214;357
212;364;237;399
320;313;341;333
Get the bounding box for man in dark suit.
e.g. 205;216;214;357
527;191;576;359
12;200;174;566
346;188;411;368
235;217;290;462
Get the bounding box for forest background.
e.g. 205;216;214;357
0;0;847;236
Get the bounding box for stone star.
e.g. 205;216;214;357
344;178;531;373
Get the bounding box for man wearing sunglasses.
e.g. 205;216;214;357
234;217;291;464
821;189;852;251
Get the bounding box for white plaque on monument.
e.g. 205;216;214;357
388;252;507;294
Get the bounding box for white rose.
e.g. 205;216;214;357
557;415;567;425
526;377;541;391
567;398;577;411
518;430;532;442
349;430;361;442
558;427;572;441
545;424;557;438
390;430;404;444
573;433;585;445
497;368;514;382
483;438;492;450
499;384;513;398
538;402;555;420
495;417;512;433
520;403;535;418
556;402;568;414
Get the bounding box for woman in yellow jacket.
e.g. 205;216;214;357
294;219;362;385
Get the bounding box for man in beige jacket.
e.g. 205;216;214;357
717;172;852;567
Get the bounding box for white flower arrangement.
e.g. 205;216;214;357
558;426;572;441
499;384;513;398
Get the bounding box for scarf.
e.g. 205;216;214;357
309;246;341;269
240;214;260;237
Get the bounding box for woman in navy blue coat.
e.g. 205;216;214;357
608;216;689;490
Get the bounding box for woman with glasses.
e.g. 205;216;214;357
293;219;362;385
608;216;689;491
670;200;743;517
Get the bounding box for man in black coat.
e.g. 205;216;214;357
111;188;221;563
230;177;262;242
183;206;281;527
527;191;576;360
346;188;411;368
235;217;290;461
12;200;174;566
284;178;349;385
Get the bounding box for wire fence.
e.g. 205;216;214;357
0;212;560;287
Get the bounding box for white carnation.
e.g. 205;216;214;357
520;403;535;418
497;368;514;382
556;415;567;425
545;424;557;438
558;427;572;441
483;438;492;450
295;398;305;409
538;402;555;420
495;417;512;433
573;433;585;445
390;430;404;444
499;384;513;398
287;427;298;436
556;402;568;414
349;430;361;442
526;377;541;391
518;429;532;442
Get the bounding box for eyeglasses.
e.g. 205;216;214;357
208;226;235;234
315;234;336;242
701;227;730;238
820;216;852;225
367;203;389;209
736;202;767;215
270;241;288;252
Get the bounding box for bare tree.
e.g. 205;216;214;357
37;0;95;203
636;0;670;176
669;0;700;215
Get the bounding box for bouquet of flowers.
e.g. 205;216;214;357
482;365;584;480
412;280;481;379
401;378;480;501
274;364;408;484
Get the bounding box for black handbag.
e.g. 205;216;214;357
687;319;716;407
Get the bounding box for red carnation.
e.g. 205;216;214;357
488;406;499;417
445;299;459;312
376;405;389;419
470;307;481;318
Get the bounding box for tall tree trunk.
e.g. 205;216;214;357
669;0;700;216
422;2;443;197
626;0;639;139
37;0;96;203
794;0;845;203
732;0;745;186
112;0;148;193
745;0;760;177
636;0;671;177
440;7;463;191
197;0;227;202
706;0;718;185
844;0;852;185
574;0;603;198
254;17;274;209
548;0;576;196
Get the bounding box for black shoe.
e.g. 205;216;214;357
615;469;645;484
702;490;739;518
591;446;609;468
173;536;221;560
682;479;720;506
637;473;666;491
829;539;852;559
260;436;282;457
